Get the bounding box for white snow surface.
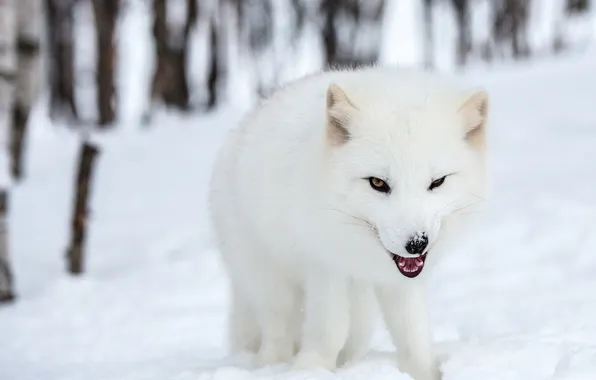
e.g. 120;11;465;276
3;48;596;380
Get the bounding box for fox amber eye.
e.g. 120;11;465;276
428;176;446;191
369;177;391;193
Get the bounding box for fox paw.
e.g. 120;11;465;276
255;342;293;367
291;351;337;371
398;356;442;380
337;344;369;367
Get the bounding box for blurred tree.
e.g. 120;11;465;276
452;0;471;66
289;0;307;44
149;0;197;111
0;191;12;302
46;0;79;122
492;0;531;59
91;0;120;127
423;0;434;69
319;0;386;68
205;0;228;110
566;0;590;13
66;140;100;275
206;17;220;109
232;0;275;97
11;0;42;181
0;0;17;303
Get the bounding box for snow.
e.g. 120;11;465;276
3;1;596;377
2;45;596;379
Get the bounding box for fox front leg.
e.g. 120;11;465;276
292;270;350;371
376;283;442;380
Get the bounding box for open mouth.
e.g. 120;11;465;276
389;252;428;278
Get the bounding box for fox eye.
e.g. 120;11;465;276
368;177;391;193
428;176;446;191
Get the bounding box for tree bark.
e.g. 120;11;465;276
91;0;119;127
149;0;197;111
11;0;42;181
45;0;78;122
66;141;100;275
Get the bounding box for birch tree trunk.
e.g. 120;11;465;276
232;0;274;98
149;0;197;111
91;0;119;127
46;0;78;122
0;191;13;302
492;0;531;59
206;6;223;110
452;0;472;67
11;0;42;181
319;0;386;68
0;0;17;302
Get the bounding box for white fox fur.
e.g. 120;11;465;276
208;66;488;380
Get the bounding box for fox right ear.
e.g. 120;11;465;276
459;89;489;151
326;83;357;145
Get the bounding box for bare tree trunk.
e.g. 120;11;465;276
0;191;14;302
206;0;230;110
452;0;471;67
232;0;276;98
320;0;340;66
319;0;386;68
149;0;167;110
11;0;42;181
91;0;119;127
0;0;17;302
492;0;531;60
66;141;99;275
423;0;434;69
289;0;307;43
149;0;197;111
206;19;220;110
511;0;531;58
566;0;589;14
46;0;78;122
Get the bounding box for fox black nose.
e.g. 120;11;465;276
405;233;428;255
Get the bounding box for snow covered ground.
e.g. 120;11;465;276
3;45;596;380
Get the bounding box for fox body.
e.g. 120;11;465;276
208;66;488;380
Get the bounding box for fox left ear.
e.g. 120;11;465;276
458;89;488;149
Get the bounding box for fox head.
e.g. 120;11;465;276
319;75;488;282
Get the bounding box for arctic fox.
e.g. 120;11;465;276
208;66;488;380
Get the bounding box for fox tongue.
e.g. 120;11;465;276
397;256;424;272
393;252;427;278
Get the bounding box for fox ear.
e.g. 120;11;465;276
326;83;358;145
459;89;488;149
